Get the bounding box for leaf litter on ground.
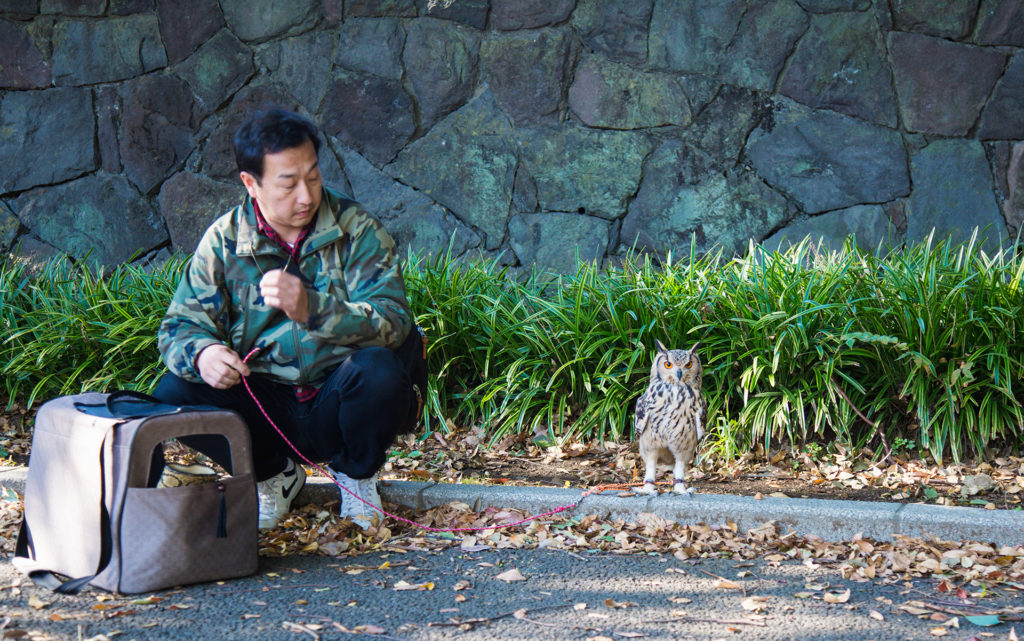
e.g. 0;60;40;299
4;423;1024;636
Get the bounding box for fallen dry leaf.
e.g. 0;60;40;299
27;595;48;610
495;568;526;582
740;596;769;612
393;580;434;591
604;598;638;609
869;610;884;621
823;589;851;604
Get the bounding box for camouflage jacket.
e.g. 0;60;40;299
158;187;412;387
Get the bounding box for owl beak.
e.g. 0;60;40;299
675;369;682;381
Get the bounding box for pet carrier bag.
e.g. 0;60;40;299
13;391;258;594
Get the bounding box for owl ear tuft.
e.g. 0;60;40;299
689;342;701;355
655;339;669;354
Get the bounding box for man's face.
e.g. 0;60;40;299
240;139;322;243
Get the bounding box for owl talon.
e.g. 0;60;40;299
636;483;657;495
673;483;695;495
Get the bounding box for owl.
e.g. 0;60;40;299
634;340;706;495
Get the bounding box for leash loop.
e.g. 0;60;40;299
240;348;619;534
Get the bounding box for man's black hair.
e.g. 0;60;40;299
233;108;321;183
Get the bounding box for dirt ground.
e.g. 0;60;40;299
377;427;1024;511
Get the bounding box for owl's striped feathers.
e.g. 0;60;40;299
634;340;706;495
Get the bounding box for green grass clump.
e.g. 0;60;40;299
2;232;1022;463
0;255;185;407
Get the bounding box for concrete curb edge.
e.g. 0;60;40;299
2;466;1021;546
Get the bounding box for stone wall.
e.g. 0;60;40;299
1;0;1022;273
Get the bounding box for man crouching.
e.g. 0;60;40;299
154;108;423;530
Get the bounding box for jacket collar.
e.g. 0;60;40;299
234;188;344;258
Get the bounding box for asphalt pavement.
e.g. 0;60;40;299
2;466;1023;641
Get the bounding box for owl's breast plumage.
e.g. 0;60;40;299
636;381;700;450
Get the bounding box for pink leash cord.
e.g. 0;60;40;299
240;348;596;534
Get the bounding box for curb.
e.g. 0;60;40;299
3;466;1021;547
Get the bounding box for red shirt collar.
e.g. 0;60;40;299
252;200;314;258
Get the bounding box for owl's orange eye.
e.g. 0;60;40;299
685;361;693;369
663;362;673;369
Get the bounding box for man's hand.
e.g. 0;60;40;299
197;344;250;389
259;268;310;323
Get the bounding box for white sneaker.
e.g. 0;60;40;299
257;459;305;530
333;470;381;529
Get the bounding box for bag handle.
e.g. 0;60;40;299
74;390;187;420
125;410;254;488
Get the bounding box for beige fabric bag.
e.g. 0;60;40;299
14;391;258;594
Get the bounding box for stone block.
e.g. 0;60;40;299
4;235;62;275
683;85;761;172
119;73;206;194
891;0;977;39
978;51;1024;141
403;18;480;129
345;0;416;17
571;0;653;66
481;29;578;125
320;69;415;166
779;11;897;127
889;31;1006;136
15;173;168;268
0;19;51;89
907;139;1006;248
490;0;574;30
338;141;481;258
569;54;691;129
0;0;38;13
649;0;744;74
40;0;104;15
51;15;166;85
157;0;225;64
508;213;610;273
259;31;336;113
720;0;808;92
624;143;793;257
175;28;254;111
517;125;652;221
334;17;404;81
762;205;897;254
795;0;870;10
992;141;1024;236
109;0;153;14
95;86;122;173
746;98;909;214
158;172;240;253
386;91;516;250
0;201;20;252
973;0;1024;45
221;0;318;42
0;87;95;195
416;0;487;29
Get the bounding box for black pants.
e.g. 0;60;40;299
151;346;414;483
